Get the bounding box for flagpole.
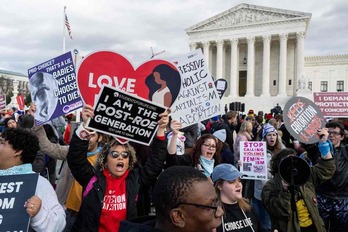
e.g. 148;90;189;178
63;6;66;53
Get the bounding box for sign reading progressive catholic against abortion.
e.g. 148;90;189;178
76;50;181;108
283;96;326;144
0;173;38;232
170;49;223;128
28;52;83;125
86;85;166;145
240;141;268;180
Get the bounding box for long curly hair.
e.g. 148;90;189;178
96;139;137;171
190;134;221;166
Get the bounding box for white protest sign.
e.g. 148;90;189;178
240;141;268;180
170;49;223;128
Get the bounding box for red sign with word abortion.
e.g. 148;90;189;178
313;92;348;118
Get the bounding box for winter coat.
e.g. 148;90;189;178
31;125;71;204
262;158;335;232
67;132;167;231
316;144;348;198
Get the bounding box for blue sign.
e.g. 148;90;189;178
28;51;83;125
0;173;38;231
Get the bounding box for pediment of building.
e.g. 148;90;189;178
186;4;311;33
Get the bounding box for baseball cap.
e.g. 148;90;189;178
212;163;243;183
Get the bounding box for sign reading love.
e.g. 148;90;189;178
77;50;180;108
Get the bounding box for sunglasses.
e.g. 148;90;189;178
109;151;130;159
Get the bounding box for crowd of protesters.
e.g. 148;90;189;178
0;101;347;232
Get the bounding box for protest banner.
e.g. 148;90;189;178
28;51;83;125
0;173;38;232
214;79;228;99
240;141;268;180
86;85;166;146
283;96;326;144
0;94;6;111
76;50;181;108
313;92;348;118
170;49;223;128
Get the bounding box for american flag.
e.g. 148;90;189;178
65;12;73;39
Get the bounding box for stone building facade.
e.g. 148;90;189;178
186;3;348;113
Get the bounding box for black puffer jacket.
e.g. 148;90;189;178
67;132;167;231
316;145;348;198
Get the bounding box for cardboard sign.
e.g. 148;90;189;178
76;50;181;108
0;173;38;232
214;79;228;99
283;96;326;144
313;92;348;118
170;49;223;128
28;52;83;125
240;141;268;180
86;85;166;145
0;94;6;111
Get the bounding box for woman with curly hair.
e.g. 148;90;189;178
67;105;169;231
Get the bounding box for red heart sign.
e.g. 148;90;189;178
77;50;180;107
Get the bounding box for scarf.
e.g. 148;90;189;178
0;163;33;176
199;156;215;177
87;146;102;157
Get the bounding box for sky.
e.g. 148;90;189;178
1;0;347;75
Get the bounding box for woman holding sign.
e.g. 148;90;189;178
67;105;169;232
167;120;221;178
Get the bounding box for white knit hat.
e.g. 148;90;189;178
213;129;226;143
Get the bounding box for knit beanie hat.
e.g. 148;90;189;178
262;123;278;138
213;129;226;143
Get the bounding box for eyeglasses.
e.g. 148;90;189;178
328;131;341;136
175;199;221;216
202;144;216;150
109;151;130;159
